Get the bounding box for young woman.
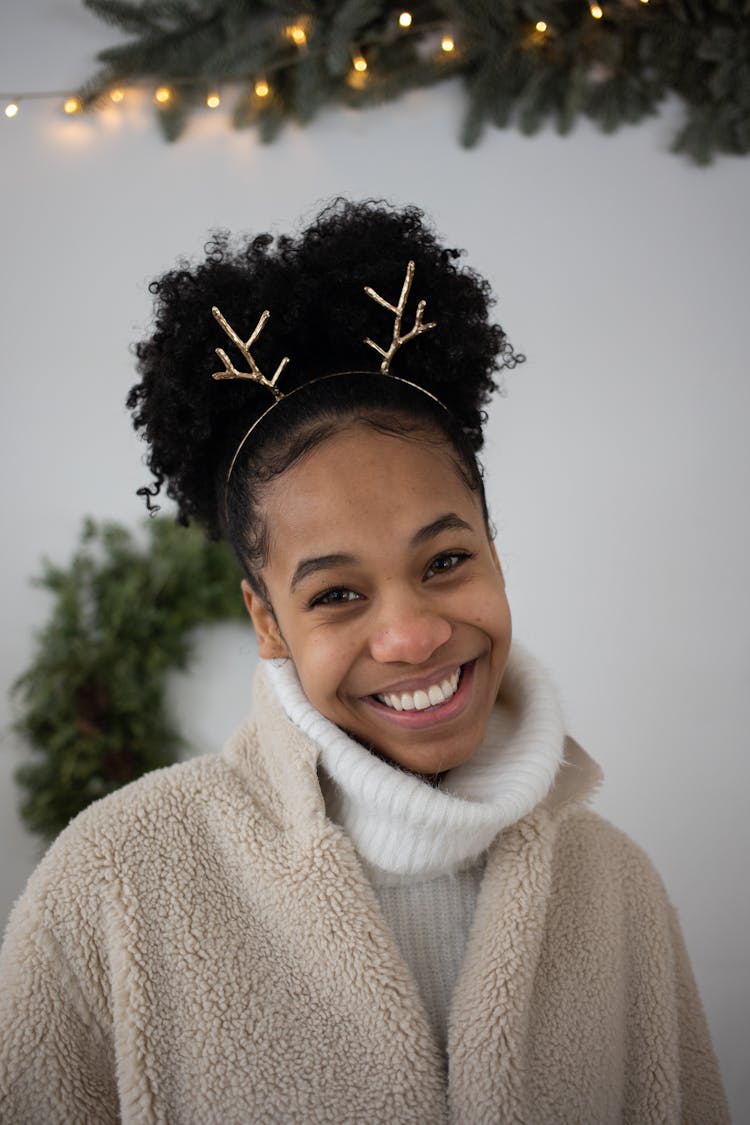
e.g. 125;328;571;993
0;200;728;1123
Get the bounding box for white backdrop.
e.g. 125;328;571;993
2;4;749;1119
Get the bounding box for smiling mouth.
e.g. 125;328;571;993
373;665;464;713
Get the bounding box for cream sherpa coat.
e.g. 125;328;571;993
0;667;728;1124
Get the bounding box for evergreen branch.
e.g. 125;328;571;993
83;0;164;35
50;1;746;162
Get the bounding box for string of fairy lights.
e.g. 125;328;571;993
1;3;650;124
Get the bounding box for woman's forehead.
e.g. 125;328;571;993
261;427;484;568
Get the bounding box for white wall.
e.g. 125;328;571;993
2;4;749;1118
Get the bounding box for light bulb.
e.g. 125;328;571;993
109;88;124;103
535;20;548;32
353;54;368;72
63;97;82;115
4;102;19;118
287;24;307;45
255;79;270;98
590;3;603;17
398;11;412;28
206;92;221;108
154;86;172;105
441;36;455;52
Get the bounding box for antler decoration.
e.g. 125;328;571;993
210;306;289;401
363;260;436;373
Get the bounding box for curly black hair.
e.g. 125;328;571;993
127;198;522;594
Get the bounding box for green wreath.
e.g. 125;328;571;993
12;517;246;842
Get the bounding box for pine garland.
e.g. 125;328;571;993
12;518;246;841
76;0;750;163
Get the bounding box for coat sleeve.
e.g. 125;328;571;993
0;841;119;1124
610;816;731;1125
565;810;730;1125
665;902;730;1125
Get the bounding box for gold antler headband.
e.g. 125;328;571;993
211;307;289;400
363;259;436;372
212;261;444;487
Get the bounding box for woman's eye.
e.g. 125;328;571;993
424;551;473;579
310;587;360;608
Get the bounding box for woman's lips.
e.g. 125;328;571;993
370;661;464;699
360;659;477;729
376;667;460;711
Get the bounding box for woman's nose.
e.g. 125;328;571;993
368;596;452;665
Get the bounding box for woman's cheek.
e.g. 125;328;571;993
303;631;359;699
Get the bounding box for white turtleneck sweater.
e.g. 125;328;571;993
265;644;566;1052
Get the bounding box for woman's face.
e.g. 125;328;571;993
244;423;512;775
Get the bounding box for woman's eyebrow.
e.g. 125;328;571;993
289;515;474;593
409;513;474;547
290;553;357;593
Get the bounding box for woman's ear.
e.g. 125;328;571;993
241;580;289;659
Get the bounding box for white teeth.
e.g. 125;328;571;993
376;667;462;712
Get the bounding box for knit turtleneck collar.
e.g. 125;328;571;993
263;643;566;879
